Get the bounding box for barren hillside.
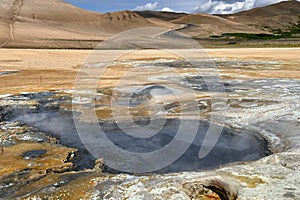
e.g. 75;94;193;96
219;0;300;32
0;0;157;48
172;14;268;37
0;0;299;48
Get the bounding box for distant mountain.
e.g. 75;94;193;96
219;0;300;32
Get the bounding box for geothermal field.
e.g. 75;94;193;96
0;0;300;199
0;47;299;199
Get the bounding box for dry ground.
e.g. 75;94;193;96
0;48;299;95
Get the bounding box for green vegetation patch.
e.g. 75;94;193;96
222;33;283;40
209;16;300;41
273;16;300;36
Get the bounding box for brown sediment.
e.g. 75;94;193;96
0;143;75;177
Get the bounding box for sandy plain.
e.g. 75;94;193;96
0;48;299;95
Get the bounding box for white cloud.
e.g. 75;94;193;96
161;7;175;12
134;2;159;11
131;0;299;14
194;0;286;14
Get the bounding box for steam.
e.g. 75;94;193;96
14;112;82;148
13;111;96;170
5;91;269;173
13;111;269;173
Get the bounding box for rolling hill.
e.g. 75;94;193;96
171;14;268;37
219;0;300;32
0;0;157;48
0;0;299;48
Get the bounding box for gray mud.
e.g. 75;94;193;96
1;92;270;173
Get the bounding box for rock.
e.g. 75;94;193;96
94;158;104;172
0;122;54;146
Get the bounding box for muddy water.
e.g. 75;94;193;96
2;91;270;173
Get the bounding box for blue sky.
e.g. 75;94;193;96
64;0;294;14
64;0;201;13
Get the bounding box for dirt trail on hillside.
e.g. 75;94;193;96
0;0;23;47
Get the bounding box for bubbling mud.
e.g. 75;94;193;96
1;92;270;173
